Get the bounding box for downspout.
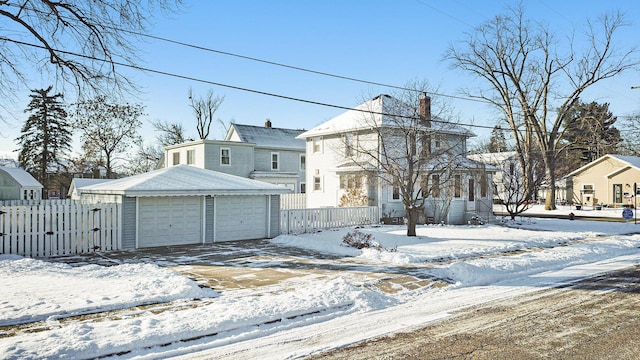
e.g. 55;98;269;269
201;195;206;244
135;197;139;249
267;194;272;238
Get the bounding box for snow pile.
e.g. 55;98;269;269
0;256;217;326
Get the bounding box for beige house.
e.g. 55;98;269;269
568;154;640;208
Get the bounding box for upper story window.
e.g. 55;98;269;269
313;169;322;191
344;133;355;157
312;136;323;153
299;154;306;171
271;152;280;170
172;152;180;165
220;148;230;166
187;150;195;165
435;134;443;148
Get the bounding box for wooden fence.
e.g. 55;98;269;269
0;201;120;258
280;206;379;234
280;193;306;209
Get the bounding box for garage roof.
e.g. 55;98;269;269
79;165;291;197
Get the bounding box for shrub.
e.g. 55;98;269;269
342;230;381;250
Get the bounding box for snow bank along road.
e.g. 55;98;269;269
310;266;640;360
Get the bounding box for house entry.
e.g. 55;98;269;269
467;178;476;211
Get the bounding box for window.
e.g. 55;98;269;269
454;175;462;198
172;152;180;165
421;134;431;158
392;177;401;200
340;174;362;189
435;134;443;148
480;174;488;198
220;148;230;165
468;178;475;201
187;150;195;165
300;183;306;194
508;163;515;176
581;184;594;194
271;152;279;170
313;169;322;191
432;174;440;198
312;136;323;153
344;133;355;157
299;154;306;171
420;175;429;198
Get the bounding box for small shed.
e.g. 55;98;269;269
79;165;290;249
0;166;43;201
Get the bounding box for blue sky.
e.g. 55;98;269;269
2;0;640;159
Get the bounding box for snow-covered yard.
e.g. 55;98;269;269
1;216;640;359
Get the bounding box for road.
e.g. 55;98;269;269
308;266;640;360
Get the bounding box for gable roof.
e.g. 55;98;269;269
79;165;291;197
567;154;640;177
297;94;476;139
467;151;518;165
0;166;43;188
226;123;305;150
68;178;114;197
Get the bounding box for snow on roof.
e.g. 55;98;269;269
0;166;42;188
229;124;305;150
567;154;640;177
467;151;518;165
80;165;291;196
297;95;475;139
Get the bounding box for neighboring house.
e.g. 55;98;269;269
467;151;520;202
68;178;115;200
224;121;306;193
296;94;495;225
78;165;289;248
163;121;305;193
567;154;640;208
0;166;43;201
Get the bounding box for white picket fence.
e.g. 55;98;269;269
280;206;379;234
0;201;120;258
280;193;306;209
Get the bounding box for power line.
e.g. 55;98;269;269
1;37;500;131
2;1;487;104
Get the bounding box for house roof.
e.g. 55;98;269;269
0;166;43;188
567;154;640;177
226;123;305;150
297;94;476;139
79;165;291;197
467;151;518;165
68;178;114;197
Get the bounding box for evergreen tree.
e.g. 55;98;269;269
487;125;508;152
16;86;72;187
558;101;622;175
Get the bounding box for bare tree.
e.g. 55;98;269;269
152;120;190;147
74;96;144;178
445;5;638;210
0;0;182;106
339;83;474;236
188;88;225;140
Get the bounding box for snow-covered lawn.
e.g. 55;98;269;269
1;217;640;359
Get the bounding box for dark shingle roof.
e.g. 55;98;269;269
231;124;305;150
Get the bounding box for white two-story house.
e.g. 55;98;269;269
297;94;495;224
163;120;306;193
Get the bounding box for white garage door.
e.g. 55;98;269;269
138;196;202;248
216;195;267;241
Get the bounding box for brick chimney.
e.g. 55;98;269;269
265;119;272;128
419;93;431;127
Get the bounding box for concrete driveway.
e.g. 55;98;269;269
48;239;443;294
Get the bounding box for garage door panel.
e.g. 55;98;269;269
138;196;202;248
216;196;267;242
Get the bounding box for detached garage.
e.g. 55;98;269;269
79;165;290;249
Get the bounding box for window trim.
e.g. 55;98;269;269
299;154;306;171
271;152;280;171
186;149;195;165
172;151;180;166
220;147;230;166
312;136;323;153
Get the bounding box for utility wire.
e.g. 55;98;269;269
1;37;500;131
2;1;486;104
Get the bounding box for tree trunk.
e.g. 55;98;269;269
544;163;557;210
406;208;417;237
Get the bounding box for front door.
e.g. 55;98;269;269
467;178;476;211
613;184;622;204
